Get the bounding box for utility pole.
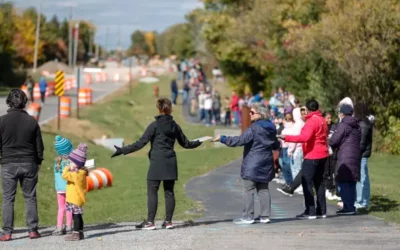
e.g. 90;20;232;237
72;22;80;70
68;7;73;67
104;27;109;59
33;2;41;72
95;43;99;59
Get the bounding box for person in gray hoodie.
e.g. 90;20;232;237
213;103;280;225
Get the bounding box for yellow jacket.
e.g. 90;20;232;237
62;166;87;207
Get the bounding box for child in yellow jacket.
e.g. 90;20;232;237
62;143;88;241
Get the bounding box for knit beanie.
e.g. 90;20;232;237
68;143;88;168
54;135;73;156
340;104;354;116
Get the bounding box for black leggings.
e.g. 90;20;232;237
147;180;175;222
73;214;84;231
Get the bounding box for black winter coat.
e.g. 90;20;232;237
330;116;361;182
0;108;44;165
359;119;373;158
121;115;201;180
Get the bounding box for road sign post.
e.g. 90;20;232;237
55;70;65;130
76;67;81;119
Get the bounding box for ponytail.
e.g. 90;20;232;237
156;97;172;114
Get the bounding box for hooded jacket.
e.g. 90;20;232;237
330;116;361;182
287;108;305;156
220;119;280;183
121;115;201;180
54;157;71;192
62;166;87;207
285;111;328;160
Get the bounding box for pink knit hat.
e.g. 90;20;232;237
68;143;88;168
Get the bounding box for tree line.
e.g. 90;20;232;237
0;2;99;85
128;0;399;154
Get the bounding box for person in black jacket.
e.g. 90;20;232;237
111;97;201;230
355;112;374;210
0;89;44;241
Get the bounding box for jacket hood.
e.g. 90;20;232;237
155;114;176;137
292;107;303;123
305;110;322;120
342;116;359;128
254;119;276;133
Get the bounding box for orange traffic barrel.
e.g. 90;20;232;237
33;83;41;100
85;74;92;85
60;96;71;118
27;102;41;121
21;85;28;97
78;88;88;106
46;82;55;97
86;88;92;105
86;168;113;192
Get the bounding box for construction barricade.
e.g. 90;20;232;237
27;103;41;121
46;82;55;97
60;96;71;118
78;88;93;106
33;83;41;100
86;168;113;192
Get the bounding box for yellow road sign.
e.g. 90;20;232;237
55;70;65;96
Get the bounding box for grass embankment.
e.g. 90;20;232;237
4;75;242;227
368;154;400;224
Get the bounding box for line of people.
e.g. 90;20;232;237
212;97;374;224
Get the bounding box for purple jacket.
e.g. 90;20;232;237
329;116;361;182
221;119;280;183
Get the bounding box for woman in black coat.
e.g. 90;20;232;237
329;104;361;215
111;97;201;230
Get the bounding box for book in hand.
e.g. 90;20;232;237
192;136;213;142
85;159;95;169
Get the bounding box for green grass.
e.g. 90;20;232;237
0;86;13;96
3;75;242;227
368;154;400;223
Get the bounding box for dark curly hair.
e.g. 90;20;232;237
6;89;28;109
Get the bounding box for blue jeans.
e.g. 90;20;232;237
182;91;189;105
290;149;303;179
233;111;240;125
338;181;357;212
171;92;178;105
205;109;212;125
199;108;206;121
356;158;370;208
279;148;293;184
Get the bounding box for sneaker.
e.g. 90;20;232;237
52;227;66;236
336;209;356;216
162;221;174;229
256;216;271;224
29;231;41;239
277;184;294;197
135;221;156;230
65;231;81;241
326;190;333;200
296;213;317;220
65;226;73;234
0;233;12;241
330;194;341;201
317;214;327;219
233;217;255;225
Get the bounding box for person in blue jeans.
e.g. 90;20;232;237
330;105;361;215
39;76;47;104
355;112;374;209
170;79;178;105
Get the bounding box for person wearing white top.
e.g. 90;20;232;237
198;92;207;122
204;94;213;126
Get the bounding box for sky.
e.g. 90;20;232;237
11;0;203;49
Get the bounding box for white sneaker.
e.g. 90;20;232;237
294;187;303;195
331;194;340;201
255;217;271;224
326;190;334;200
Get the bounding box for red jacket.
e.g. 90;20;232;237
230;95;239;111
285;111;328;160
